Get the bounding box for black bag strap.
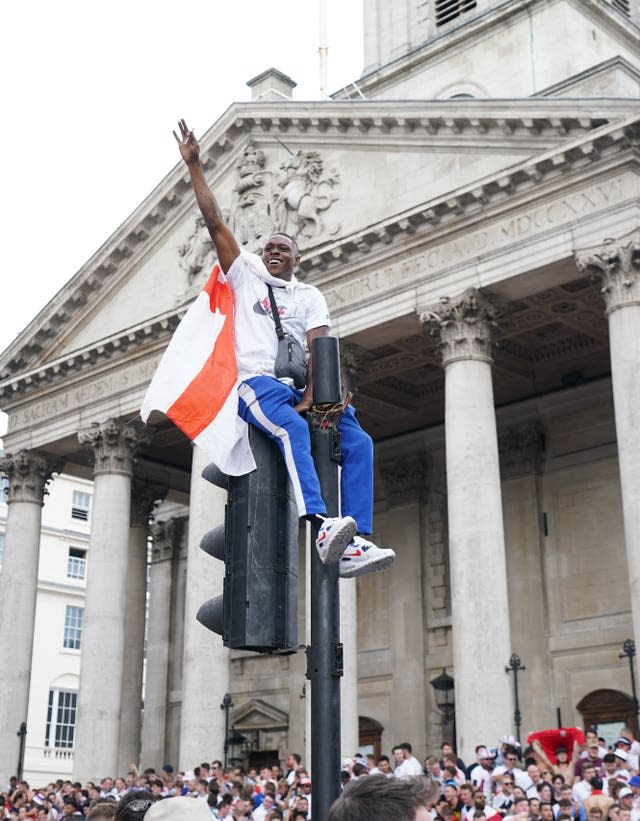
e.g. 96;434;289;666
266;284;286;341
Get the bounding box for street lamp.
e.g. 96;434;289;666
16;722;26;782
619;639;640;735
430;668;456;743
505;653;526;746
220;693;233;769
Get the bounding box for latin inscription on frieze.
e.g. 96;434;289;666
324;176;628;310
8;357;160;431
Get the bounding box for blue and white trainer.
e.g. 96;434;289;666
339;535;396;578
315;516;357;565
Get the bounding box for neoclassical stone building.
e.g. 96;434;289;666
2;0;640;783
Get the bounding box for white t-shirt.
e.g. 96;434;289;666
227;251;331;382
394;756;423;779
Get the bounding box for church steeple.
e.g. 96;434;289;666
355;0;640;101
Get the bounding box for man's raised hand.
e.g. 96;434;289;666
173;118;200;165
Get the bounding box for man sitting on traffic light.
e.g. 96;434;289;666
172;119;395;579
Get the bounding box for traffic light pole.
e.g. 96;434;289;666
308;336;344;821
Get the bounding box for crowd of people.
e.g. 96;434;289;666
3;727;640;821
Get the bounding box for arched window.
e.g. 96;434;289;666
576;689;638;741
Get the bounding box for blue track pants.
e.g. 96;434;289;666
237;376;373;534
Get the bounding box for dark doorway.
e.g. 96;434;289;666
249;750;280;771
576;689;638;741
359;716;383;759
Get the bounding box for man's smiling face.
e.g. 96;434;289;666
262;234;300;281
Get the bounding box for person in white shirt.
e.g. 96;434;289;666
394;743;424;779
572;764;597;806
174;119;396;580
470;748;497;802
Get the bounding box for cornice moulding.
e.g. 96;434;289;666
0;99;638;381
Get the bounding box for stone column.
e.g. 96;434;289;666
141;518;177;769
422;289;513;761
338;339;370;760
576;233;640;687
117;479;166;774
380;451;429;761
498;424;549;732
0;451;57;781
74;419;150;781
179;445;230;767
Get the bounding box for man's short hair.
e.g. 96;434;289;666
377;755;390;764
87;803;118;821
328;775;438;821
265;233;299;254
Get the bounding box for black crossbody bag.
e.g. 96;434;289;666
266;284;308;389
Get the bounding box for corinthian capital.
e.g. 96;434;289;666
150;518;177;563
379;451;430;506
130;478;168;527
340;339;373;393
419;288;501;367
575;230;640;315
78;418;151;477
0;450;60;505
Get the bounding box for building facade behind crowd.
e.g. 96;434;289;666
3;0;640;786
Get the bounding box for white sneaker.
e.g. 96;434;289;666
339;535;396;578
315;516;357;564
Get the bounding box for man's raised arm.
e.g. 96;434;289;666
173;118;240;273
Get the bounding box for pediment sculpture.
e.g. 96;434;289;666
176;141;342;278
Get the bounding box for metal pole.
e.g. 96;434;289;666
620;639;639;735
220;693;233;769
308;336;343;821
16;722;27;782
505;654;526;746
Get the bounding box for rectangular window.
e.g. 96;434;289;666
63;605;83;650
44;689;77;749
435;0;477;27
0;475;9;503
71;491;91;522
66;547;87;580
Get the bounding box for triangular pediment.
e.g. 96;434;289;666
0;96;638;395
231;698;289;732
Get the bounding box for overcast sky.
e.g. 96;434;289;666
0;0;364;439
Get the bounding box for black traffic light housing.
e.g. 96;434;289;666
197;426;299;653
